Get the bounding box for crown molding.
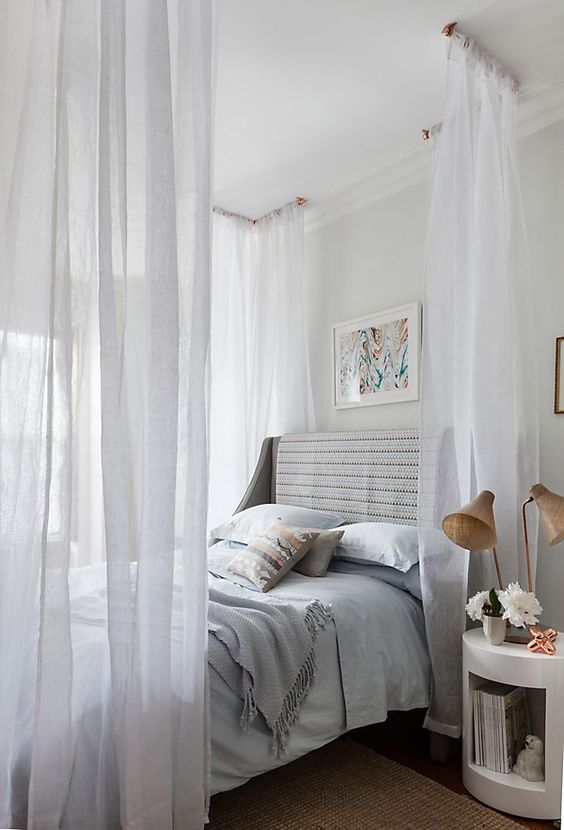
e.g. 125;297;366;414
517;80;564;138
304;81;564;234
304;143;431;233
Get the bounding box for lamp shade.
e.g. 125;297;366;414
442;490;497;550
529;484;564;546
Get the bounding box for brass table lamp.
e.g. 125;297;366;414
443;484;564;646
522;484;564;592
442;490;503;589
514;483;564;645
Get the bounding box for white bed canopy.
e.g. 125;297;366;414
0;1;213;826
0;4;542;826
418;30;539;738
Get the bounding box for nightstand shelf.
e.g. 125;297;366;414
463;628;564;820
467;761;545;792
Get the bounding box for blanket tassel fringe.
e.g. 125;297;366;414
241;600;333;757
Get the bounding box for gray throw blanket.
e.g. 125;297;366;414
208;585;333;755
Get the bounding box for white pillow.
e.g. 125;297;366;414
332;522;419;573
209;503;344;546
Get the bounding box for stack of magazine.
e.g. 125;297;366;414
473;682;530;773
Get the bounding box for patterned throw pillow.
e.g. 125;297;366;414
226;521;320;592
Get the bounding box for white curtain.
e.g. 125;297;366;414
419;32;539;737
0;1;213;827
208;203;315;528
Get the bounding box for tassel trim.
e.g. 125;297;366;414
240;599;333;756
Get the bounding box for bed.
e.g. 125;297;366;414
12;429;431;824
208;428;430;793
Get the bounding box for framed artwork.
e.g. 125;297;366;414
333;302;421;409
555;337;564;414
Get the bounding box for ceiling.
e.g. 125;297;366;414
214;0;564;220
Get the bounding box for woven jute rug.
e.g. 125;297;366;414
208;737;527;829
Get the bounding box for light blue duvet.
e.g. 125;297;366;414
208;543;430;793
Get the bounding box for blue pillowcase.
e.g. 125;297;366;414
209;503;344;546
331;522;419;573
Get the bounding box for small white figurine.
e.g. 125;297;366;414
513;734;545;782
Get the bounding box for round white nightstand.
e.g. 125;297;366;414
463;628;564;821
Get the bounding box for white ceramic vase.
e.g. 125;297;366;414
482;615;506;646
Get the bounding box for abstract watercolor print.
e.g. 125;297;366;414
333;303;420;407
339;318;408;397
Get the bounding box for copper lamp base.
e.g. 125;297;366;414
505;623;530;644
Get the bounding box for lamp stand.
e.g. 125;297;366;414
491;546;503;590
521;495;534;592
505;498;535;644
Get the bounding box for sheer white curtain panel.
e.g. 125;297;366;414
208;203;315;528
0;1;214;828
418;32;539;737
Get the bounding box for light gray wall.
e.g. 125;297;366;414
521;121;564;626
304;119;564;626
305;181;427;430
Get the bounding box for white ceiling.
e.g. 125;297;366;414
214;0;564;219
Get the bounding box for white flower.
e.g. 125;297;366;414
499;582;543;628
465;590;491;622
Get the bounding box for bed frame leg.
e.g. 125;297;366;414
430;732;460;763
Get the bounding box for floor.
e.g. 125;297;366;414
352;710;557;830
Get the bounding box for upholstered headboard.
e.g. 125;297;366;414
236;429;419;525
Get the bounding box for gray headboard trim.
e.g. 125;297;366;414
270;436;281;502
235;437;274;513
236;429;419;525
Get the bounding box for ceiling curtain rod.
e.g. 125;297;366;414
421;21;520;141
213;196;308;225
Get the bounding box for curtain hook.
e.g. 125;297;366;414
441;22;457;38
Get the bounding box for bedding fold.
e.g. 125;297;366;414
208;542;431;735
208;585;333;755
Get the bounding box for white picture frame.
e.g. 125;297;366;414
333;302;421;409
